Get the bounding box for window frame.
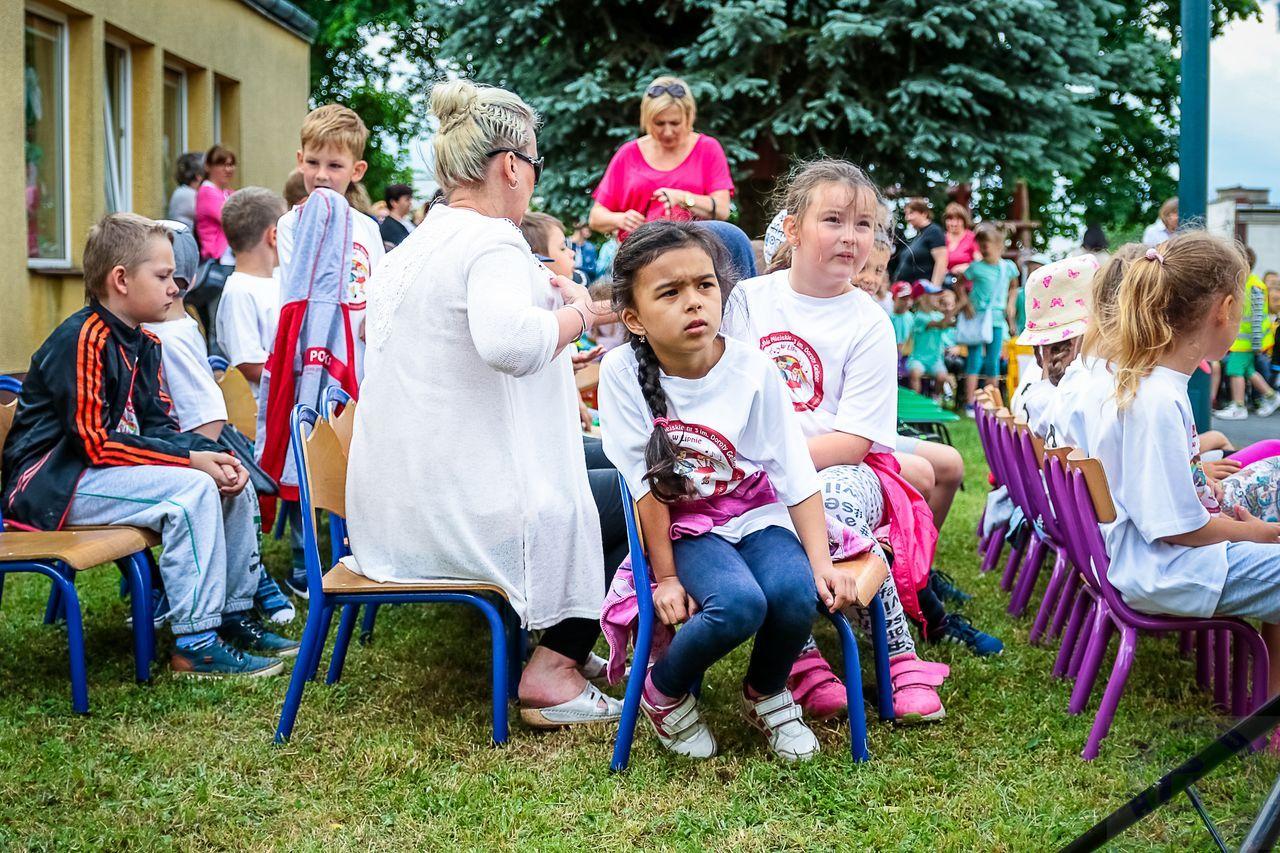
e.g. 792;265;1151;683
24;5;72;270
103;37;132;213
162;63;188;203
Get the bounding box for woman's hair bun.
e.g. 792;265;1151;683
430;80;480;126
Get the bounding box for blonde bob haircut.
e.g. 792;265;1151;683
430;80;539;193
640;75;696;135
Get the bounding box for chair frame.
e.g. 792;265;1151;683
274;404;521;746
609;475;893;771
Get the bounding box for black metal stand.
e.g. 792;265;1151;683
1241;771;1280;852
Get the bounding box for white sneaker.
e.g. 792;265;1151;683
742;687;820;762
641;692;717;758
1215;402;1248;421
1257;393;1280;417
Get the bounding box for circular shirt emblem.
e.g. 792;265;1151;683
663;420;746;498
759;330;824;412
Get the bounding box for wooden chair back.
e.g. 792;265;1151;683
218;367;258;440
300;418;347;518
329;399;357;457
0;400;14;452
1066;450;1117;524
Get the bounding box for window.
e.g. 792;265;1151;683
104;41;130;213
24;11;68;266
162;66;187;203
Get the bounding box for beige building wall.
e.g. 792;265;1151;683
3;0;311;372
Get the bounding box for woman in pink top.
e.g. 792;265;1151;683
589;76;734;241
942;202;980;275
195;143;237;261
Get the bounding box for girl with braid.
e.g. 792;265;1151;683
598;221;865;762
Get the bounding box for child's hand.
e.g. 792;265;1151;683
190;451;241;490
571;346;604;372
578;399;594;432
218;460;250;496
813;561;861;613
1204;458;1241;481
654;577;695;626
1232;505;1280;544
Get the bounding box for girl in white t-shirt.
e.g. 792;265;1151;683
599;221;866;762
726;159;951;723
1062;231;1280;697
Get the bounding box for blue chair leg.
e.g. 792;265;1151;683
0;571;5;609
43;582;63;625
123;554;152;683
275;596;331;743
306;605;335;683
828;611;870;763
471;596;510;745
358;603;379;645
611;612;654;772
505;608;524;700
326;604;360;684
38;564;90;714
867;594;895;722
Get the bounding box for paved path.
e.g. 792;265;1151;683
1214;411;1280;447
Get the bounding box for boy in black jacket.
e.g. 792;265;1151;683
1;213;296;677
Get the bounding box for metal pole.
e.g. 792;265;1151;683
1180;0;1213;430
1241;773;1280;852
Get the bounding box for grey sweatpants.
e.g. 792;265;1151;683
65;466;261;634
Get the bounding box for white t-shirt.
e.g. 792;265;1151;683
724;269;899;451
1014;376;1056;437
216;270;281;396
598;336;821;543
1060;364;1228;618
142;315;227;433
277;203;385;309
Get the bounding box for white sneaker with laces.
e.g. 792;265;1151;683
742;687;820;762
1215;402;1248;421
1257;393;1280;417
641;692;717;758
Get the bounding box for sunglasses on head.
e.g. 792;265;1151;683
646;83;687;100
486;148;544;185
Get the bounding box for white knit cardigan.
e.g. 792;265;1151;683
343;204;604;629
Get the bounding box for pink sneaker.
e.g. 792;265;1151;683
787;647;849;721
889;653;949;724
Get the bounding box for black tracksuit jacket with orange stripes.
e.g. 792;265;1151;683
2;302;220;530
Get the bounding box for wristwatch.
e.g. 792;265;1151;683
683;193;696;210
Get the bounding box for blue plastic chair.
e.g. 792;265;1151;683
206;355;229;373
0;385;156;710
274;404;521;745
609;475;894;771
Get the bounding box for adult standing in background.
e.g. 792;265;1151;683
588;76;733;242
941;202;980;275
379;183;415;250
1142;197;1178;244
893;198;948;289
167;152;204;230
195;144;237;263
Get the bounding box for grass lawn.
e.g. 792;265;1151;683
0;420;1275;850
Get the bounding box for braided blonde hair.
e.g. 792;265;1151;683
430;80;540;192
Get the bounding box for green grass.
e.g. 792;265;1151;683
0;420;1275;850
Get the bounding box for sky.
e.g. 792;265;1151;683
1209;2;1280;201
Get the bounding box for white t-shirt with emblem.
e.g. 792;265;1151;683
598;336;821;543
142;315;228;433
724;269;899;451
276;203;385;308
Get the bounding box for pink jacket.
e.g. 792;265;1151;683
195;181;233;261
863;451;937;626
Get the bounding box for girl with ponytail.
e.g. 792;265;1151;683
1060;230;1280;700
598;220;861;762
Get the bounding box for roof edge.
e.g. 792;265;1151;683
239;0;318;43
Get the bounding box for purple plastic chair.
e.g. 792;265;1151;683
974;403;1011;573
1005;425;1073;638
991;413;1032;593
1059;452;1269;760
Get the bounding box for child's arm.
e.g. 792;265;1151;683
1162;506;1280;547
787;493;859;612
807;431;873;470
638;494;696;626
236;363;265;385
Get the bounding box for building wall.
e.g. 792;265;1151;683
3;0;310;372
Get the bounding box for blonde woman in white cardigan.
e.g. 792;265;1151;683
345;80;622;728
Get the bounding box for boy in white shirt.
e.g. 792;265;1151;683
216;187;287;398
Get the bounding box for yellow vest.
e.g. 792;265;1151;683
1231;274;1274;353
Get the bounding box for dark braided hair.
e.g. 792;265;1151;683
610;220;739;504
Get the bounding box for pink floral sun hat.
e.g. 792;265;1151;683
1017;254;1099;347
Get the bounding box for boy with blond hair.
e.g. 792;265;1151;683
2;214;297;675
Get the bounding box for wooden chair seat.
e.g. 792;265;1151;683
833;553;891;608
322;561;508;598
0;528;155;571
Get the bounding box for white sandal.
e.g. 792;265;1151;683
519;682;622;729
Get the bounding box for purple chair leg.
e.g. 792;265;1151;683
1082;624;1137;761
1213;630;1231;712
1233;637;1251;717
1000;527;1030;593
1070;610;1115;715
981;522;1007;573
1179;630;1194;658
1048;569;1081;641
1008;536;1050;618
1196;629;1212;691
1054;587;1092;679
1019;545;1064;630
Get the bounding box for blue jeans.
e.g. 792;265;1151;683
964;323;1005;378
1213;541;1280;623
649;525;819;697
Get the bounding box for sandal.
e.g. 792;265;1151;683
889;653;949;724
787;647;848;721
519;682;622;729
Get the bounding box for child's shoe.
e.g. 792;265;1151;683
218;613;301;659
283;573;309;601
929;570;972;606
1214;402;1248;421
888;653;948;724
171;637;283;678
925;613;1004;656
254;573;296;625
741;687;820;762
125;587;170;630
1258;392;1280;417
786;646;848;720
577;652;609;683
641;692;717;759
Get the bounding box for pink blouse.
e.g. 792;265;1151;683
945;229;979;272
195;181;233;261
593;134;734;241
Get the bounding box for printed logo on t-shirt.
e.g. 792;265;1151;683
759;331;824;412
116;396;140;436
347;241;372;308
663;419;746;498
1188;422;1219;513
